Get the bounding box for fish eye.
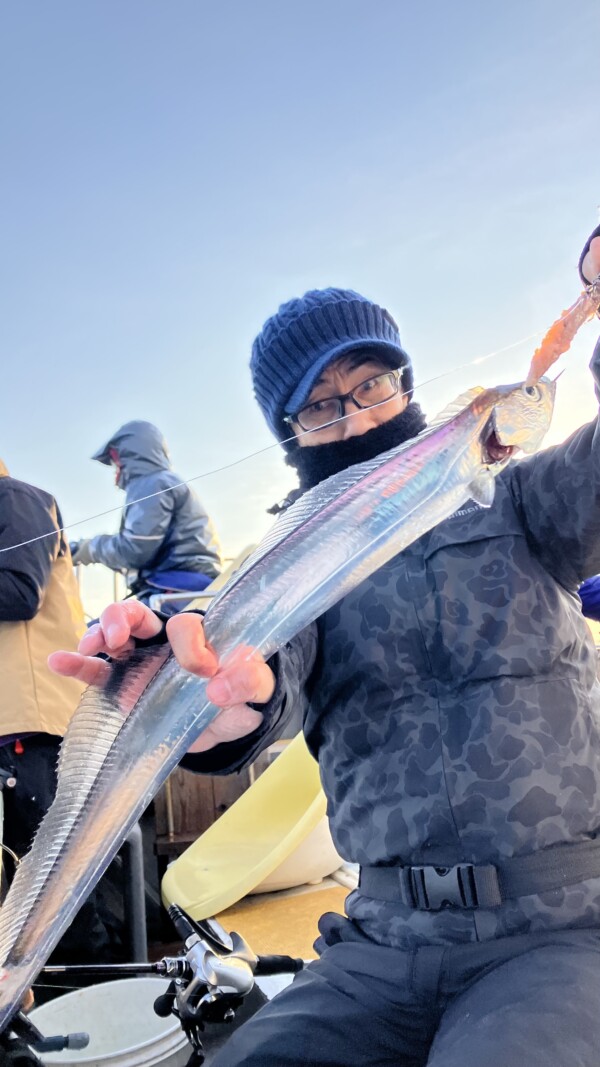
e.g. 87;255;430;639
522;384;541;400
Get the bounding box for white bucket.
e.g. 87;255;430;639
29;978;190;1067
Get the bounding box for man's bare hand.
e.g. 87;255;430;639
48;600;163;686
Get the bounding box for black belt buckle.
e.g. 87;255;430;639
407;863;479;910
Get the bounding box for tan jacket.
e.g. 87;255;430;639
0;460;86;736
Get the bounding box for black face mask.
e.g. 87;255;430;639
285;401;427;492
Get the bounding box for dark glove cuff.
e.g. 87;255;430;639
131;610;170;648
131;606;207;649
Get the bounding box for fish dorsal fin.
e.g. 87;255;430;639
428;386;485;430
205;428;432;618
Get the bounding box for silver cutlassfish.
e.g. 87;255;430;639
0;376;559;1026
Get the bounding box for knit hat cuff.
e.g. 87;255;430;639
285;339;411;416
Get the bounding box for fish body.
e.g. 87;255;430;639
0;378;555;1028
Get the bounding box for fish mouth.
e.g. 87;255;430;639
483;429;515;465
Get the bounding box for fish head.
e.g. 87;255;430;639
482;377;556;466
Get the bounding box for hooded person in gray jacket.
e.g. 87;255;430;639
71;421;222;605
53;229;600;1067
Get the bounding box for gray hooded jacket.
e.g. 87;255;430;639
88;421;221;586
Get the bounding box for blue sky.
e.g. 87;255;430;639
2;1;600;610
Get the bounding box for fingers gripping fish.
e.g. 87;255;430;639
0;378;556;1029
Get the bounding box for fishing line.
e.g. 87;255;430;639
0;325;560;557
31;980;90;992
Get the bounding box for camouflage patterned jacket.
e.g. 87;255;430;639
186;340;600;947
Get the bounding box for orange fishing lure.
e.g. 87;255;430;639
526;276;600;386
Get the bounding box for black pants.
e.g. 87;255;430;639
212;916;600;1067
0;735;112;965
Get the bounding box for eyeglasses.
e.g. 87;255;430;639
283;367;405;433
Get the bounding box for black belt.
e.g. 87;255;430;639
359;837;600;911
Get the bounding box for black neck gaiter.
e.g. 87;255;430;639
285;401;427;492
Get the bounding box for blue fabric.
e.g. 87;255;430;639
144;569;213;593
250;288;413;443
579;574;600;621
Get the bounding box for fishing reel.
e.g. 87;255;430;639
153;905;304;1064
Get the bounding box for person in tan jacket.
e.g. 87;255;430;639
0;460;110;962
0;460;85;731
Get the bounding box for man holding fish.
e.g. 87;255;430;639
50;228;600;1065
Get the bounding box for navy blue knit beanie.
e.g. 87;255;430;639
250;288;413;442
